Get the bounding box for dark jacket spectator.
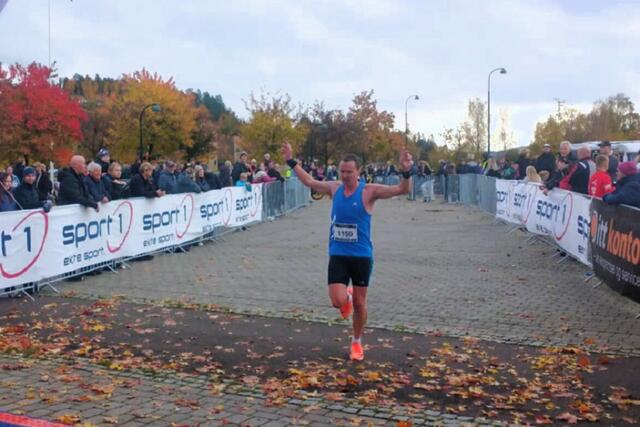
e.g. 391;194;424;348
558;141;576;164
101;162;128;200
232;154;249;183
535;146;556;174
33;162;52;201
202;172;219;190
102;175;126;200
603;162;640;208
456;162;468;174
83;162;110;203
14;168;44;210
57;156;98;209
96;148;111;174
515;149;533;180
129;162;162;198
176;172;201;194
545;157;570;191
218;161;233;187
567;148;593;194
158;162;178;194
267;165;284;182
466;161;482;174
563;161;587;193
13;160;25;180
0;172;19;212
152;163;162;184
196;176;212;192
608;155;619;182
129;160;141;177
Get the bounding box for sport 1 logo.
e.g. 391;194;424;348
199;198;228;224
62;201;133;252
250;184;262;218
0;210;49;279
107;201;134;253
552;191;573;241
522;184;538;225
222;189;233;226
175;193;195;239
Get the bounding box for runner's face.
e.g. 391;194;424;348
339;161;359;185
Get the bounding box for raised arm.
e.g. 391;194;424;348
281;142;336;196
369;150;413;201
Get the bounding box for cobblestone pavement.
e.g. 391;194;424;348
0;355;504;427
53;198;640;355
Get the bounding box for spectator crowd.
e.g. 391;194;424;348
1;149;286;213
433;141;640;209
2;141;640;213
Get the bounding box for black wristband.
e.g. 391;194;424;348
401;170;412;179
286;159;298;168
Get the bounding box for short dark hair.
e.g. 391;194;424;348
341;153;361;169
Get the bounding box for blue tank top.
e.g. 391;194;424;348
329;181;372;257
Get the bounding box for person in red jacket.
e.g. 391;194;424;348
589;155;615;198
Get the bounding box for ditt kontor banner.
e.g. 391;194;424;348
0;185;263;289
495;180;592;266
590;199;640;302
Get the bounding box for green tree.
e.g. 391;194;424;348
241;90;308;161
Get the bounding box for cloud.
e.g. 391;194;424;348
1;0;639;145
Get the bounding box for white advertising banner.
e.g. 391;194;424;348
495;179;515;223
495;180;536;225
0;185;263;289
494;179;592;266
521;186;591;265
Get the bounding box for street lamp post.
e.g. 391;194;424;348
139;103;161;161
405;94;419;147
487;68;507;156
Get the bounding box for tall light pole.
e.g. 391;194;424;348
487;68;507;156
405;94;419;147
139;103;161;161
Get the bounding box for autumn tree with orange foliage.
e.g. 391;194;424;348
105;69;201;163
61;74;124;159
0;63;87;165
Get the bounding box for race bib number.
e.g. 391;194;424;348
333;223;358;242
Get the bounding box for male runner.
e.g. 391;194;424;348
282;142;413;361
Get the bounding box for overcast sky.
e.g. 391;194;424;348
2;0;640;147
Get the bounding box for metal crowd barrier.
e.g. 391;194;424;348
476;175;497;215
453;175;586;268
409;176;435;202
373;175;401;186
284;178;311;213
2;178;311;299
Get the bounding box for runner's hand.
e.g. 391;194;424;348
399;149;414;172
282;142;293;161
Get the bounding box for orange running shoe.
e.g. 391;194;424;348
350;341;364;361
339;286;353;319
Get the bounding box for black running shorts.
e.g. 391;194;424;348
328;255;373;287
